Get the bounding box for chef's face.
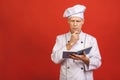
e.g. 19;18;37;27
68;16;84;34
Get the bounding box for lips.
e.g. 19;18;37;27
73;28;78;30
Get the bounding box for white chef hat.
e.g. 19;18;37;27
63;4;86;19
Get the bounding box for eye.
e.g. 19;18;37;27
70;20;74;22
76;20;81;22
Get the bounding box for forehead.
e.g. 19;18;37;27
69;17;83;21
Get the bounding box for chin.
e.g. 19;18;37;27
71;30;79;34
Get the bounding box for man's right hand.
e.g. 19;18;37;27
66;31;79;50
69;31;79;45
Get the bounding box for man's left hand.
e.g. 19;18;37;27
69;51;90;65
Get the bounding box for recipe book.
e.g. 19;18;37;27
63;46;92;58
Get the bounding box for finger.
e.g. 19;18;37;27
74;31;79;34
71;54;84;60
69;55;76;59
69;54;76;58
71;53;77;56
72;31;79;35
69;54;79;60
83;51;86;56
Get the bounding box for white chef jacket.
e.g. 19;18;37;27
51;31;102;80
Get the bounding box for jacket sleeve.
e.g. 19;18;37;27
51;35;67;64
84;38;102;71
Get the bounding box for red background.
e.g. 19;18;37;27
0;0;120;80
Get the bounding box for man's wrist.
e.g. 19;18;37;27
68;41;74;46
82;57;90;66
66;42;74;50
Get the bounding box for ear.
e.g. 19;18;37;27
82;19;84;24
68;18;70;23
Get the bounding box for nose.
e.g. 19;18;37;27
73;21;77;26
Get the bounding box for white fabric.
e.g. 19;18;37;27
51;31;102;80
63;5;86;19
